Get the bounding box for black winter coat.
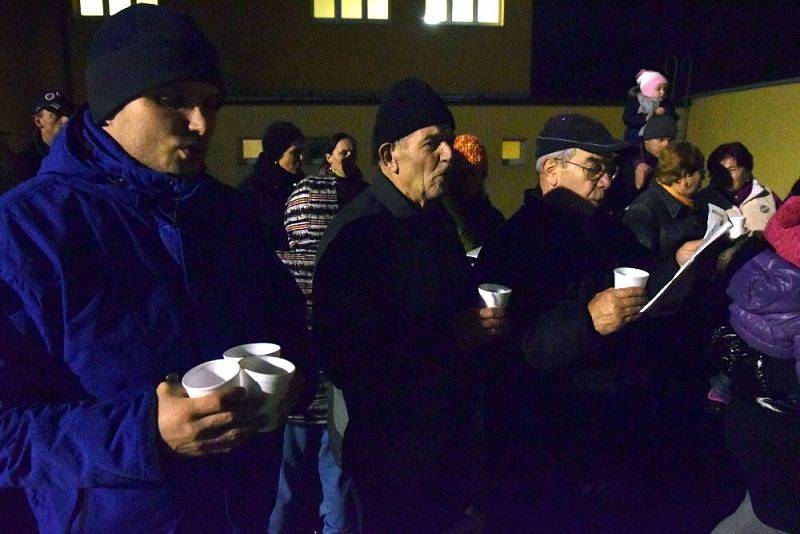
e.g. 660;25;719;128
239;154;303;250
477;188;651;369
313;173;478;504
622;183;730;294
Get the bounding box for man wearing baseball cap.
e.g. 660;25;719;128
0;5;307;531
477;114;650;528
313;78;507;532
33;89;75;151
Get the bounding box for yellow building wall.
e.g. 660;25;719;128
686;81;800;198
61;1;533;104
207;104;625;217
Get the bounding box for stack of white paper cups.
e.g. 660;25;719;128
181;343;294;432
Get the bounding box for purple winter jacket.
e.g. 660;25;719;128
728;250;800;378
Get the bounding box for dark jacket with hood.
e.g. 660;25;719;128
0;106;308;532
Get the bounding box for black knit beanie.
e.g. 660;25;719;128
372;78;455;157
86;4;225;125
261;122;304;162
643;114;677;140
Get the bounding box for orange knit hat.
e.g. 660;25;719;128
453;134;488;176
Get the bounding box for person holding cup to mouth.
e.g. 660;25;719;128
476;114;651;528
0;6;308;532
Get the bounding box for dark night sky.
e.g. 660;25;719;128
531;1;800;103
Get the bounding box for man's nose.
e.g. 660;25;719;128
186;106;210;136
439;142;453;162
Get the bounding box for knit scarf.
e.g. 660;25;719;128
637;93;660;136
659;182;694;209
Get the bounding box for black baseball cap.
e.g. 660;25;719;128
34;90;75;117
536;114;627;159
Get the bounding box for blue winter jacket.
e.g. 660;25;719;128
728;249;800;378
0;107;307;532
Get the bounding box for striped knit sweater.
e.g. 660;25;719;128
279;170;369;424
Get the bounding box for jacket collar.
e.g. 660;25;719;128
42;105;208;203
524;187;600;230
652;180;687;218
372;172;422;219
742;177;766;205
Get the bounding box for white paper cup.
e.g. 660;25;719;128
223;342;281;361
478;283;512;309
182;359;241;398
729;216;746;239
614;267;650;289
239;356;296;431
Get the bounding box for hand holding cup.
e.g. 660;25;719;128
156;381;263;457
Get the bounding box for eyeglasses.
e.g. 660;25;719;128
556;158;618;183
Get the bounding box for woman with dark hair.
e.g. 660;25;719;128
707;142;781;234
316;132;368;202
240;121;305;250
269;132;367;534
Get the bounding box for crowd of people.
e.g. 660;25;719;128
0;4;797;533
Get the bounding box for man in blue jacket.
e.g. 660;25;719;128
0;5;307;532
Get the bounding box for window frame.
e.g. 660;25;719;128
72;0;159;18
311;0;391;24
424;0;504;27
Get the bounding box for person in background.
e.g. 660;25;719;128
0;6;308;531
33;90;75;154
623;141;729;293
711;196;800;534
623;142;742;526
707;142;781;234
605;114;677;218
623;69;679;143
269;132;367;534
240;121;305;250
442;133;505;252
1;90;76;192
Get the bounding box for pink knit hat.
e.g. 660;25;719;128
765;196;800;268
636;69;668;98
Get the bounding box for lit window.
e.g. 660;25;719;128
76;0;158;17
424;0;503;25
313;0;389;21
501;139;527;166
241;139;262;161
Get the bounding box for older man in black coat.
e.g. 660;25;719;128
477;114;651;529
313;78;507;533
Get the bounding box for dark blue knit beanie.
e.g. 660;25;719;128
372;78;455;158
86;4;225;125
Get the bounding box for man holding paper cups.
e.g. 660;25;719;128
0;5;308;532
476;114;651;527
313;78;507;532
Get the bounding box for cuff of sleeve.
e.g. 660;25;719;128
144;390;168;482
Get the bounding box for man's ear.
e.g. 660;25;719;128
33;114;43;130
540;158;560;189
377;142;398;174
